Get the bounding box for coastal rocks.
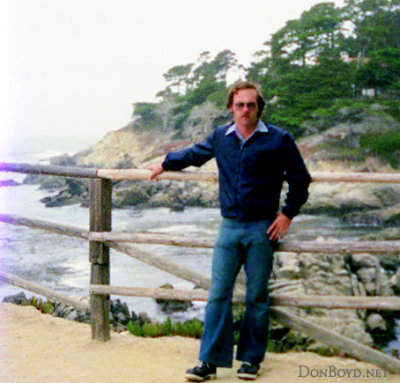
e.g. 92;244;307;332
350;253;380;268
274;252;301;279
356;267;391;296
110;299;131;324
112;180;219;209
109;299;135;331
112;180;163;207
303;183;400;217
362;227;400;241
1;292;154;333
0;179;20;187
155;283;193;314
40;192;83;208
271;247;399;352
298;113;400;217
2;291;28;305
297;252;355;296
40;179;89;207
366;314;387;331
49;153;78;167
53;301;90;323
145;181;218;209
22;154;79;191
1;292;91;322
347;253;392;296
29;171;219;210
23;174;66;190
343;203;400;227
389;269;400;295
53;299;153;332
74;125;154;169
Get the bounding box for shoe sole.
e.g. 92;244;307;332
185;372;217;381
237;372;258;380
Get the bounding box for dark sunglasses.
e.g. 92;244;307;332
234;102;257;110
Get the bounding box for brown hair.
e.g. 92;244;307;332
226;81;266;118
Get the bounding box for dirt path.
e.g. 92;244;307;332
0;303;397;382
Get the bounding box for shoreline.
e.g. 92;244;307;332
1;303;399;382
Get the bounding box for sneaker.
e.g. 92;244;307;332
237;362;260;380
185;362;217;381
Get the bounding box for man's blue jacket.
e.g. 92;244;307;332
162;122;311;221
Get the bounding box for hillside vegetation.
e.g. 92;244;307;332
129;0;400;168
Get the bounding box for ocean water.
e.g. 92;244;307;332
1;135;98;165
0;188;219;321
0;136;221;320
0;177;342;321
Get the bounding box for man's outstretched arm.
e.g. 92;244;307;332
147;131;215;181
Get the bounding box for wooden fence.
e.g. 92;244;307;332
1;161;400;373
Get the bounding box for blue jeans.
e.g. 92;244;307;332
199;218;274;367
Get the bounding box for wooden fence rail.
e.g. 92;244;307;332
89;231;400;254
0;162;98;178
0;271;89;311
89;285;400;311
2;161;400;183
0;213;90;239
2;213;399;254
271;307;400;375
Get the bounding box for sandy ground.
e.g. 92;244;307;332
0;303;398;383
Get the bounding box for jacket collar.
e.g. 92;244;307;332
225;121;269;140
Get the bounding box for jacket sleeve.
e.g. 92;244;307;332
280;133;311;219
162;130;215;171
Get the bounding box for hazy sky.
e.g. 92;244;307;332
1;0;345;151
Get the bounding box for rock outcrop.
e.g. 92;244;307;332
271;244;398;353
28;110;400;218
0;179;21;187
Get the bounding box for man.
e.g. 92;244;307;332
148;81;311;381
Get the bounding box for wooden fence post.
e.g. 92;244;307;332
89;178;112;341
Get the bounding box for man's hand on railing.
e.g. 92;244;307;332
147;163;164;181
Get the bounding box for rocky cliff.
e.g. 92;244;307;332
28;109;400;226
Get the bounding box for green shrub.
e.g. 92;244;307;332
380;100;400;121
126;317;205;339
174;321;184;336
142;322;164;337
360;132;400;168
127;321;143;336
161;317;173;336
181;318;203;339
22;296;55;314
